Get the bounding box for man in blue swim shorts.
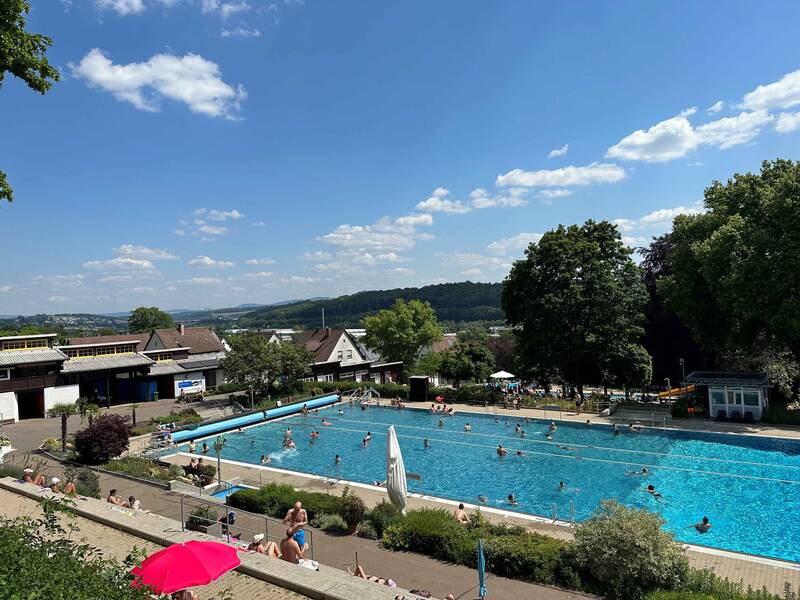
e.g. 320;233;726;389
283;501;308;548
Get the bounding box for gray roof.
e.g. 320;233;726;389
60;353;154;374
686;371;769;387
0;347;68;367
148;362;187;376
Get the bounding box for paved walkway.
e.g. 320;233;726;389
0;486;306;600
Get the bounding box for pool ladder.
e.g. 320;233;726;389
551;501;576;525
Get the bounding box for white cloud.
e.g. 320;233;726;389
439;252;511;271
536;188;573;199
244;258;275;265
221;26;261;37
706;101;725;114
95;0;144;15
131;286;154;293
487;232;543;255
394;213;434;227
201;0;250;18
775;112;800;133
416;188;470;214
198;224;228;235
98;275;134;283
621;236;647;247
178;277;222;285
237;271;273;279
189;255;235;268
114;244;178;260
0;285;12;294
206;209;245;221
695;109;773;149
461;268;483;277
547;143;569;158
497;162;626;187
614;204;704;233
742;69;800;111
298;251;332;261
33;274;86;287
319;212;433;253
385;267;413;275
70;49;246;119
469;187;527;209
83;257;156;271
280;275;316;284
251;221;266;227
48;296;70;303
607;109;773;162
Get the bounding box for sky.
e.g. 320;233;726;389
2;1;800;315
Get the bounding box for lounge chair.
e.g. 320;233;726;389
715;410;727;422
730;410;742;422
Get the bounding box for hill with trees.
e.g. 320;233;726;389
239;282;504;329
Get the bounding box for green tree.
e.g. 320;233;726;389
502;220;649;393
47;402;76;452
362;299;443;378
0;0;60;203
439;339;496;387
220;334;312;398
127;307;174;333
659;160;800;370
415;351;444;377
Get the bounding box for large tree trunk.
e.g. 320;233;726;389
61;416;68;452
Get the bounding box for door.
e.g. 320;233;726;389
17;390;45;419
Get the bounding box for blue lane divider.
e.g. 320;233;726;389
171;393;340;443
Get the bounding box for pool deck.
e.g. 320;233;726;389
155;399;800;595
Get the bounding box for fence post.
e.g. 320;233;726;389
180;496;185;532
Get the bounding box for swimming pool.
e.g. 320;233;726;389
180;404;800;562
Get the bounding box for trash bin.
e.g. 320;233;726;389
153;391;159;402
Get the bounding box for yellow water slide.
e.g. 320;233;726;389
658;384;695;398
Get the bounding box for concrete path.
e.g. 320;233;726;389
0;486;306;600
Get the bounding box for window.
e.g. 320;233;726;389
2;338;47;350
63;349;78;358
76;348;94;358
0;369;9;381
317;374;334;382
151;352;173;362
743;390;760;406
727;389;742;405
346;350;353;359
711;390;725;405
337;351;343;359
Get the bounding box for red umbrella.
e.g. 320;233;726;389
131;541;241;595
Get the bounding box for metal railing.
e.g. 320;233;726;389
179;493;314;560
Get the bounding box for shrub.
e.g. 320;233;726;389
356;520;378;540
678;569;794;600
312;513;348;533
104;457;174;481
340;491;366;526
228;483;343;522
154;408;202;426
571;500;689;599
63;465;101;498
483;532;571;585
0;463;24;479
74;414;131;465
381;508;468;562
366;500;403;537
761;402;800;426
186;506;218;530
645;592;716;600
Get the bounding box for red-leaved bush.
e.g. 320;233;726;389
74;414;131;464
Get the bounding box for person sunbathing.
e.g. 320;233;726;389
348;564;397;588
63;480;77;495
23;468;45;486
279;528;305;563
248;533;279;557
48;477;62;493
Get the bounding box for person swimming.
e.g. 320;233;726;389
335;454;341;465
464;423;472;432
361;432;372;446
516;450;525;457
520;429;526;438
322;420;333;426
338;408;344;415
497;444;508;457
558;481;566;492
556;443;576;451
628;422;642;433
438;418;445;428
545;433;553;441
477;495;489;504
286;439;296;449
613;424;620;436
507;493;518;506
514;423;521;433
627;467;649;476
691;516;712;533
260;454;271;464
548;421;557;432
646;484;663;502
424;438;431;448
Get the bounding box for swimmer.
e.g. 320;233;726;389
691;516;712;533
188;440;196;453
645;484;663;502
514;423;521;433
260;454;271;465
507;494;518;506
424;438;431;448
585;419;591;426
322;420;333;427
285;427;293;438
613;424;620;436
548;421;557;432
628;422;642;433
494;417;499;423
250;439;256;447
558;481;566;492
237;427;245;434
515;450;525;457
438;418;445;428
545;433;553;441
497;444;508;457
556;444;577;451
310;431;320;440
464;423;472;432
524;417;530;423
477;495;489;504
335;454;341;465
520;430;526;438
201;442;210;454
301;404;309;416
627;467;649;476
338;408;344;415
361;432;372;447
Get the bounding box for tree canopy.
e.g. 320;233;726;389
502;220;650;391
220;334;312;398
127;307;174;333
362;298;443;377
439;339;496;387
659;159;800;365
1;0;60;203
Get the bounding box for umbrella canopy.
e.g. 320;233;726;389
490;370;515;379
477;538;487;598
386;425;408;513
131;541;240;595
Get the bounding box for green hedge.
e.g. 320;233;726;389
381;508;576;588
301;380;410;400
228;483;344;521
761;402;800;426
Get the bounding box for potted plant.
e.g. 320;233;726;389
186;506;218;533
339;493;366;535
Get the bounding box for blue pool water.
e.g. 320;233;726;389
181;404;800;562
210;485;252;500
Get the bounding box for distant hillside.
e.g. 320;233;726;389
238;282;504;329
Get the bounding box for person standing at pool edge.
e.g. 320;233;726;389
283;501;308;548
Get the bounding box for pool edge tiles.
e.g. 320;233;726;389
166;451;800;570
170;393;340;443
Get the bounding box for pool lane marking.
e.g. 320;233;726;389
272;420;800;485
308;413;800;473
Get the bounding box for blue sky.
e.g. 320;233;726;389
2;1;800;315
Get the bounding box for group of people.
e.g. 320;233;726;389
429;403;455;416
107;488;144;511
24;468;77;495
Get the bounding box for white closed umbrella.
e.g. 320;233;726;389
490;370;515;379
386;425;408;514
